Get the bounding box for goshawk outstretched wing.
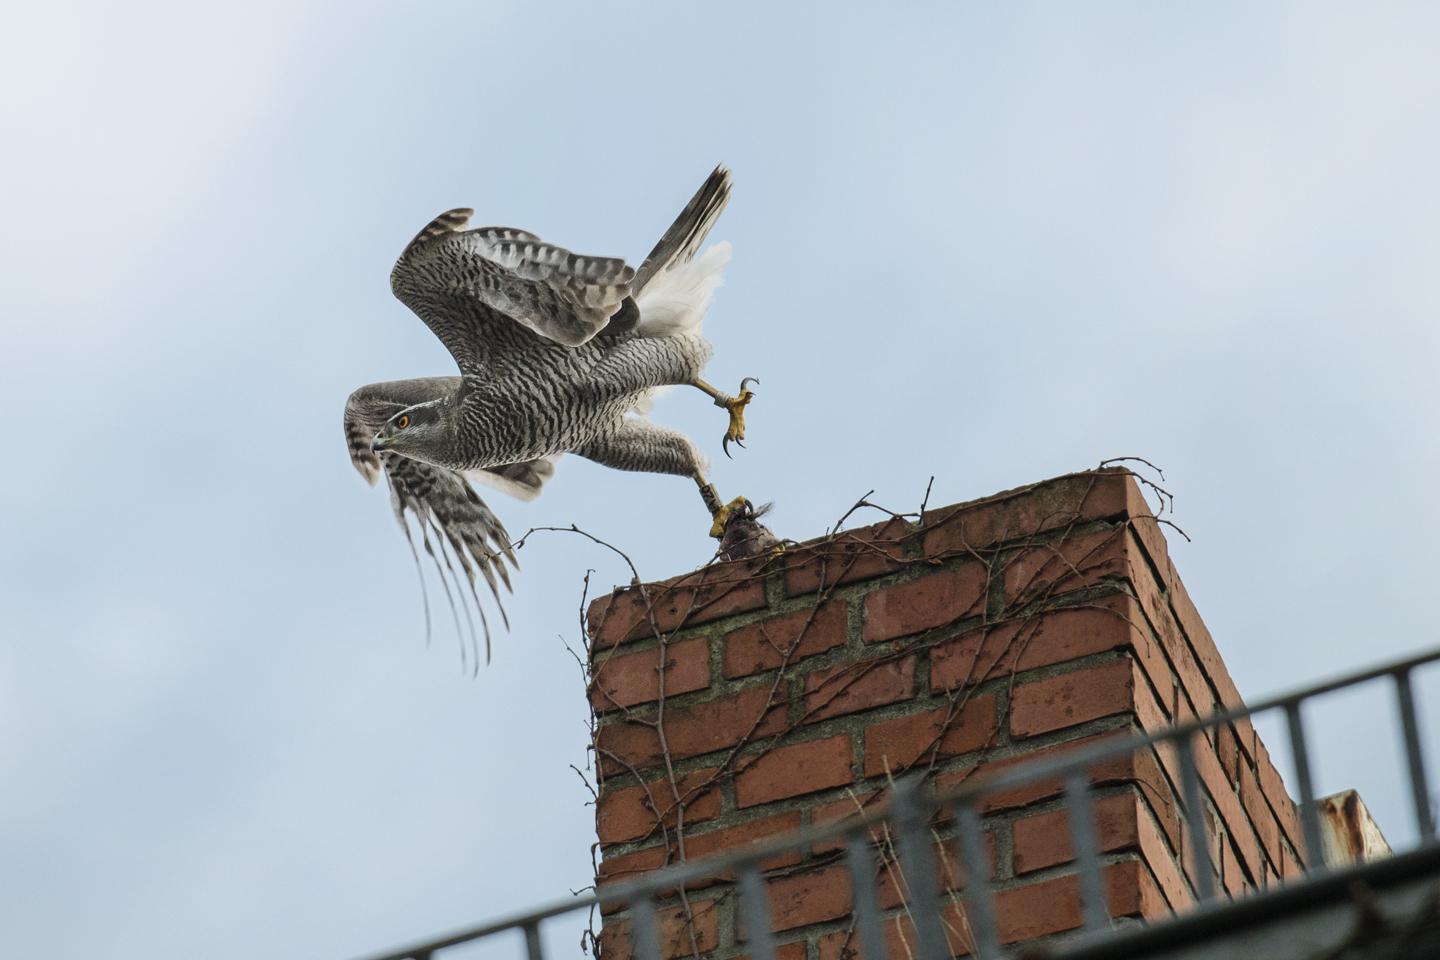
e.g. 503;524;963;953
390;213;637;375
345;378;558;663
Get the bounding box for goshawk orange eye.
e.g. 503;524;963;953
396;415;410;429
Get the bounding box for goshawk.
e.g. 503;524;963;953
343;166;760;658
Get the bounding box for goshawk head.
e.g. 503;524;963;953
371;398;452;461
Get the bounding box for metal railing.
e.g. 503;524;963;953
350;646;1440;960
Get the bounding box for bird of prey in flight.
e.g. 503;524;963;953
343;166;759;662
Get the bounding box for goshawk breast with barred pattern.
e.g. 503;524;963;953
343;166;772;660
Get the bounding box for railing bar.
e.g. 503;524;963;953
1176;734;1215;901
522;920;544;960
848;835;891;960
739;865;778;960
892;781;949;960
956;803;1002;960
1285;701;1326;871
1260;646;1440;705
629;895;663;960
1065;771;1110;932
1394;668;1436;843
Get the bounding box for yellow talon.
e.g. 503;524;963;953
709;496;752;539
721;377;758;458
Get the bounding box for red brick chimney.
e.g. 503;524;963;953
585;469;1304;958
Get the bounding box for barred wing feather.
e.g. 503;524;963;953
391;210;636;373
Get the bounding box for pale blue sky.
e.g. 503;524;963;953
4;3;1440;958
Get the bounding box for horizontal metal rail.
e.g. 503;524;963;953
348;644;1440;960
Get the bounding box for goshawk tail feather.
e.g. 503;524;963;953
632;165;732;297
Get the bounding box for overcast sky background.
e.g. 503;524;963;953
4;2;1440;958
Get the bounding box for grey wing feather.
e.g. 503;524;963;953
632;165;732;296
470;230;634;340
391;209;636;370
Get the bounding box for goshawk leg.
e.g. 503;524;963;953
571;417;747;539
689;377;758;457
582;338;760;455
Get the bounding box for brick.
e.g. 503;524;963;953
1008;787;1184;911
1179;805;1220;898
930;596;1146;692
1216;724;1239;787
812;791;881;829
684;811;804;867
1238;761;1280;872
863;696;998;777
810;790;881;854
881;906;969;960
1002;527;1128;608
738;943;807;960
861;564;987;644
598;812;804;894
1138;801;1193;912
1117;859;1171;920
1254;738;1304;858
785;518;909;597
588;561;768;647
997;861;1166;944
1125;509;1170;591
815;930;856;960
804;656;916;722
597;897;719;960
996;873;1086;943
1221;836;1247;898
597;768;722;844
590;638;711;712
597;844;669;887
877;833;996;908
1282;841;1304;878
1010;658;1163;739
724;601;847;679
596;686;787;774
1013;792;1141;874
736;734;855;808
765;864;854;931
921;470;1143;559
1232;712;1258;769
